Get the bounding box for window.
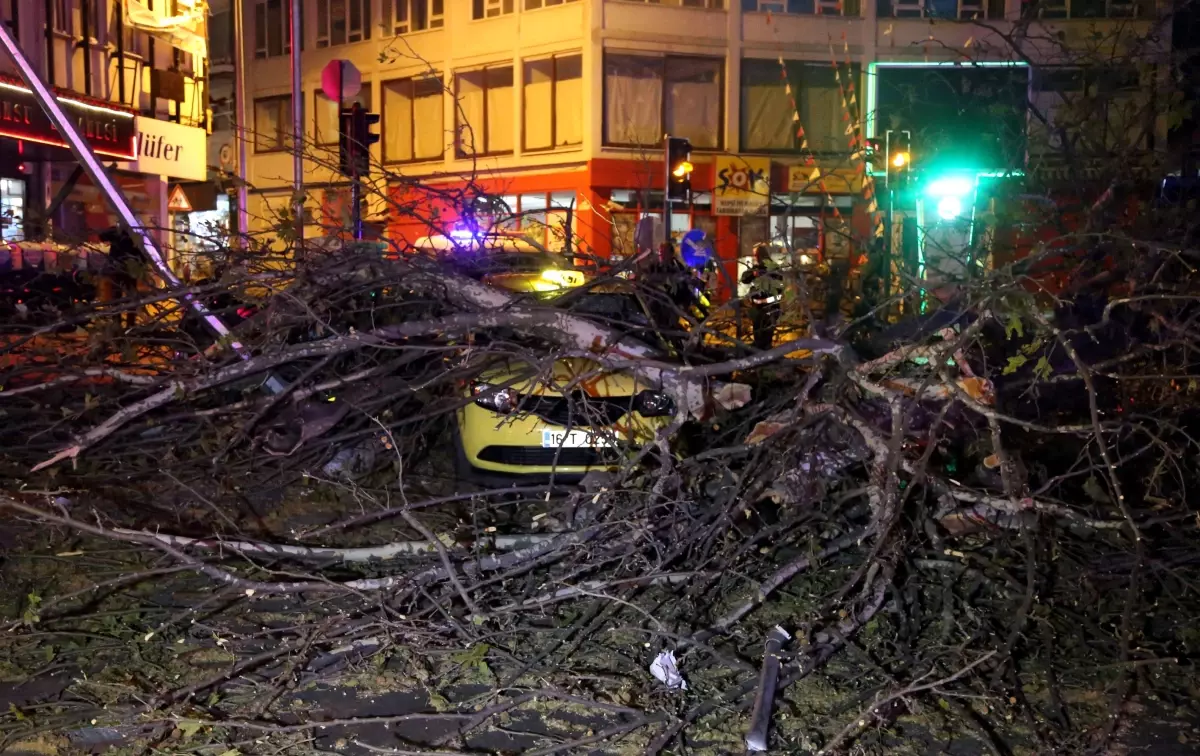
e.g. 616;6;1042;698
316;0;369;46
620;0;724;7
254;0;293;58
1;0;17;39
523;0;578;10
382;75;444;162
472;0;514;19
523;54;583;151
1020;0;1148;17
314;86;370;145
491;192;577;249
1029;66;1144;154
741;0;855;13
0;178;24;243
52;0;69;33
883;0;998;18
455;65;514;157
209;9;232;63
254;96;293;152
81;0;105;41
604;53;722;149
740;58;855;154
386;0;443;33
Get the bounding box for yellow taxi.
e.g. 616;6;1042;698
455;271;677;481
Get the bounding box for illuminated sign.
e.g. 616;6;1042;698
0;80;138;160
714;155;770;217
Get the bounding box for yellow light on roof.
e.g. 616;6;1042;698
541;269;584;288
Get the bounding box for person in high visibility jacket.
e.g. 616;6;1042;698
741;243;783;351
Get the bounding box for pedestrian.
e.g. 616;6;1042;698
741;243;782;351
99;226;141;330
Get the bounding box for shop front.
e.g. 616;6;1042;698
0;76;139;244
380;154;871;304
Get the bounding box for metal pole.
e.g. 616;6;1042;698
290;0;304;248
0;21;283;393
662;134;671;243
231;0;249;240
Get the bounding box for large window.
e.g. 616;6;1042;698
316;0;369;46
523;54;583;151
1029;66;1144;155
254;96;293;152
490;191;578;250
254;0;292;58
1020;0;1150;18
209;9;231;63
0;178;24;243
383;76;445;162
455;65;514;157
52;0;69;33
523;0;578;10
740;58;854;154
604;53;722;149
472;0;514;18
386;0;443;32
314;86;370;146
619;0;724;6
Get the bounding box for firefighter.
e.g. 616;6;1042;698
741;243;783;351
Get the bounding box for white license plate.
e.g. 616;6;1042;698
542;429;613;448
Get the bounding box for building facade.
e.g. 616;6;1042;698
239;0;1170;290
0;0;210;266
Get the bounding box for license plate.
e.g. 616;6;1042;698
542;429;613;448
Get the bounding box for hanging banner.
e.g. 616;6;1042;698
786;166;862;194
713;155;770;217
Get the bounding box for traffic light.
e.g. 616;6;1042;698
924;175;974;221
665;136;692;202
338;103;380;178
886;130;911;190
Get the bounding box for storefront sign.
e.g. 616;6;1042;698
122;116;208;182
0;80;137;160
714;155;770;216
786;166;862;195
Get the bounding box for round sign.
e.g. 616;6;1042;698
322;59;362;102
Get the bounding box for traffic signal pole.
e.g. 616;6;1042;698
663;135;673;242
0;20;283;393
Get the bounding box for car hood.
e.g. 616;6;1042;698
474;356;653;398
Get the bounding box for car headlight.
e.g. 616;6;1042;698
471;382;519;414
634;389;675;418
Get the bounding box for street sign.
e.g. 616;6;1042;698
322;59;362;102
167;184;192;212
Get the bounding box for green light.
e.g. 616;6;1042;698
926;176;973;199
937;196;963;220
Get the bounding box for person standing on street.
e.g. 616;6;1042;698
741;243;783;351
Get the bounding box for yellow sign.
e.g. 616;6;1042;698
713;155;771;216
786;166;862;195
167;185;192;213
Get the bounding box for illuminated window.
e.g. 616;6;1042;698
523;54;582;151
254;96;293;152
0;179;24;243
314;86;370;145
471;0;513;19
603;53;722;149
386;0;444;32
522;0;577;10
455;64;514;157
254;0;294;59
316;0;369;47
382;75;445;162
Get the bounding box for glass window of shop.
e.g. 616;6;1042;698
607;189;715;263
1;179;25;242
483;191;577;251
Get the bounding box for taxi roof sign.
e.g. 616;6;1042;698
167;185;192;213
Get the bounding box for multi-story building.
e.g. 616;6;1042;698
0;0;211;262
239;0;1170;285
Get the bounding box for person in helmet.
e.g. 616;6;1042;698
741;243;783;350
